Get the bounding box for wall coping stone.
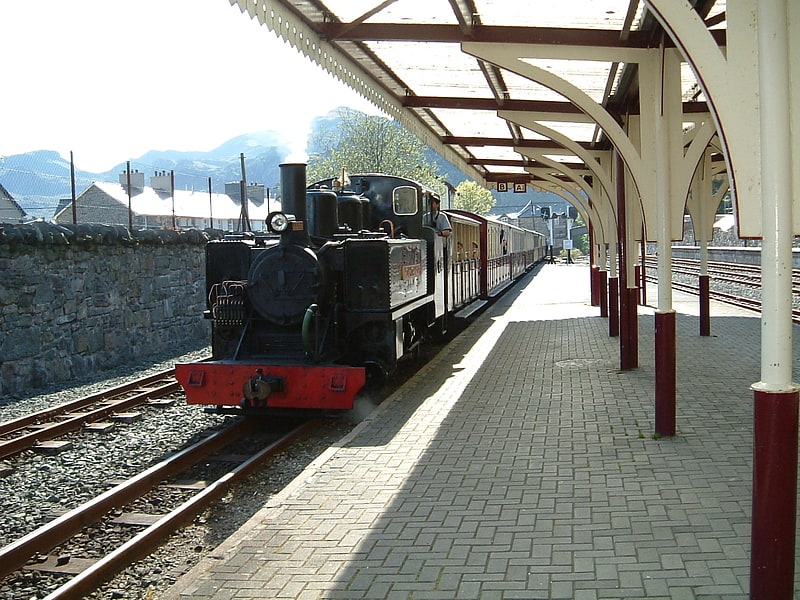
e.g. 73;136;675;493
0;222;227;248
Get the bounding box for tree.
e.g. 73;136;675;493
307;109;443;192
453;180;496;215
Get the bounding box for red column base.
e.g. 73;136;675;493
608;277;619;337
699;275;710;336
751;388;799;600
621;286;639;370
654;311;676;436
599;271;609;318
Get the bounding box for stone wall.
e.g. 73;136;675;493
0;223;213;397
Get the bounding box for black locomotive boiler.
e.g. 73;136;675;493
175;163;454;413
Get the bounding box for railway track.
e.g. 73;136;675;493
643;256;800;323
0;370;184;460
0;307;461;599
0;417;314;599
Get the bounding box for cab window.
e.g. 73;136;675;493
393;186;418;215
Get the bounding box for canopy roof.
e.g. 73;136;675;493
231;0;726;189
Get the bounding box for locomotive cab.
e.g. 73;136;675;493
308;174;426;240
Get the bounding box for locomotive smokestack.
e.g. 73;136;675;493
278;162;311;246
280;163;307;223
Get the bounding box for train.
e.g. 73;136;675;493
175;163;546;414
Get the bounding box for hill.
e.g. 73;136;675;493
2;108;565;220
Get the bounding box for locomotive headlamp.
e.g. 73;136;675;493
267;211;291;233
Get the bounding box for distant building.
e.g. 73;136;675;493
53;170;280;231
490;210;549;239
0;182;27;223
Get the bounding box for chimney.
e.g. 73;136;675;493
224;181;242;203
223;181;265;205
119;169;145;189
279;162;310;246
246;182;266;206
151;171;172;193
280;163;307;222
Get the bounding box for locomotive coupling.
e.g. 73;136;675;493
242;369;284;407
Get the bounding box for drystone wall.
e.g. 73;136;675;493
0;223;215;397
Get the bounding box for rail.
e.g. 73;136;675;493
642;256;800;324
0;370;183;460
0;418;316;598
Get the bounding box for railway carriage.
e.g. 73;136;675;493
446;211;483;316
176;164;544;415
447;210;546;299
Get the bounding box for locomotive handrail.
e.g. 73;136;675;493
379;219;395;238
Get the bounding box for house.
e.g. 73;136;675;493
53;170;279;231
0;182;27;223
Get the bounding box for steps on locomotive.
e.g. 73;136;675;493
454;299;488;321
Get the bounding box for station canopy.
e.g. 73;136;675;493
235;0;726;188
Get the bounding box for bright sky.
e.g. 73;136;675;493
0;0;385;172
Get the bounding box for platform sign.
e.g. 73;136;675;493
497;182;508;192
563;239;573;250
513;182;526;193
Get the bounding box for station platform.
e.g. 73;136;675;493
166;262;786;600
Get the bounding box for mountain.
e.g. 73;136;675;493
1;131;295;220
2;108;564;221
98;130;295;196
127;130;292;179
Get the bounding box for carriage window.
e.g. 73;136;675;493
393;186;418;215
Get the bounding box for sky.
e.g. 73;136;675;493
0;0;385;172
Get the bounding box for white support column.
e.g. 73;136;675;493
654;98;672;313
755;2;794;390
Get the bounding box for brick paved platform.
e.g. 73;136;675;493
166;262;799;599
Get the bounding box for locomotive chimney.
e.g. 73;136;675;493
280;163;307;222
279;162;311;246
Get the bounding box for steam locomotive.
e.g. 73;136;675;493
175;163;545;414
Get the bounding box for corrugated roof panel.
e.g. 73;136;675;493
681;62;704;101
317;1;391;23
365;41;483;95
535;121;599;143
470;146;528;161
502;71;568;102
431;108;512;138
475;0;645;29
519;58;615;103
483;163;527;174
542;153;584;164
364;0;458;24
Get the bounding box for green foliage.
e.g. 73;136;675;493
307;109;443;192
576;233;589;254
453;180;496;215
